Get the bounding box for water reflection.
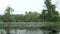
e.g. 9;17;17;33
0;29;59;34
10;29;26;34
0;29;6;34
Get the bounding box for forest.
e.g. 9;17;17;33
0;0;60;22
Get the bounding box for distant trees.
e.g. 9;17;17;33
14;14;25;22
0;15;3;22
14;11;40;22
24;11;40;22
0;8;40;22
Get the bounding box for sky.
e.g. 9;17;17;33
0;0;60;15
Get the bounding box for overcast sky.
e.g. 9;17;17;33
0;0;60;14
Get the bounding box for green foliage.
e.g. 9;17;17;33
40;0;59;22
14;14;25;22
24;11;40;22
3;6;16;22
0;15;3;22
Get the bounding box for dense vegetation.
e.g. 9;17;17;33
0;0;60;22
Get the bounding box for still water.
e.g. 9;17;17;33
0;29;60;34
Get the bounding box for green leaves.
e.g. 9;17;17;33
3;6;16;22
24;11;40;22
40;0;59;22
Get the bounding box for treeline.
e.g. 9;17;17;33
0;0;60;22
0;11;41;22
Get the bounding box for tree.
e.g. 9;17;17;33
24;11;40;22
14;14;25;22
40;0;59;22
3;6;16;22
0;15;3;22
